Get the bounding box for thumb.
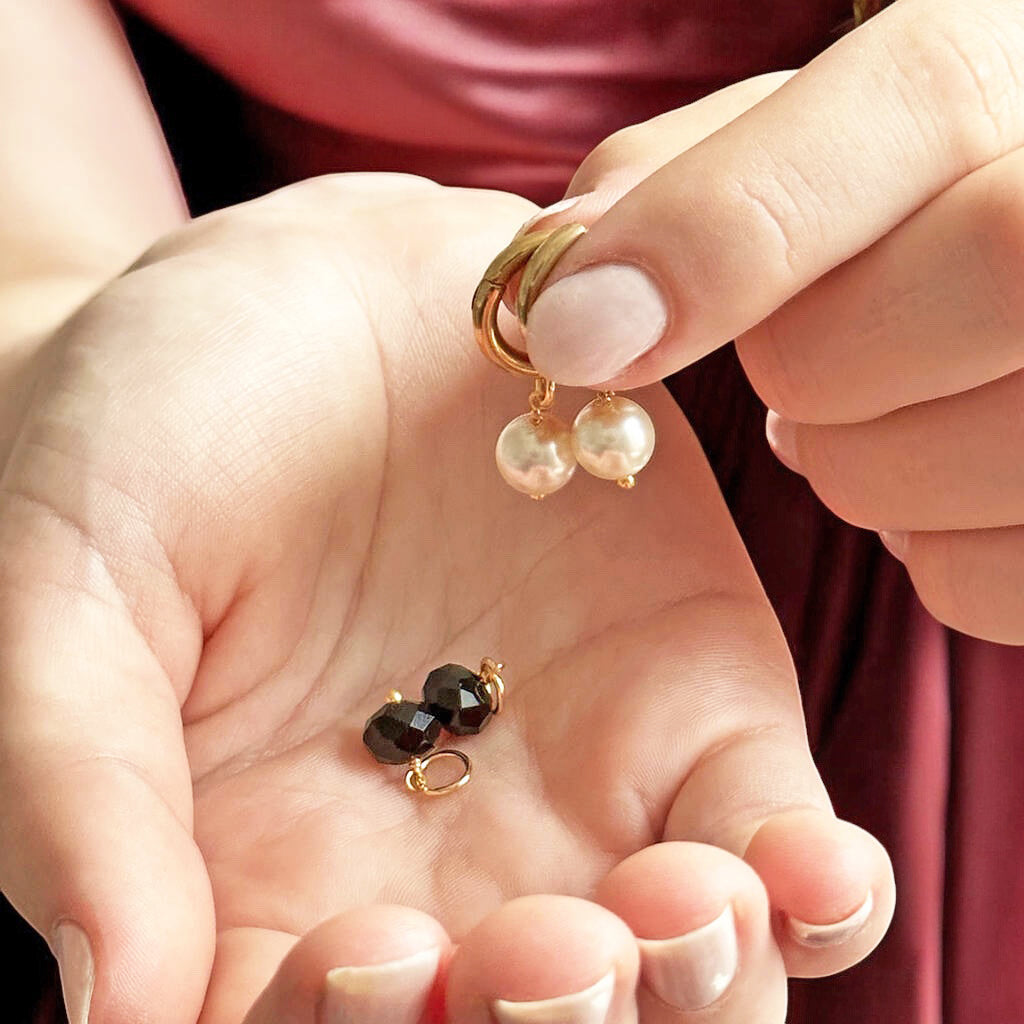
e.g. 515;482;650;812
0;479;214;1022
513;69;794;385
500;70;792;315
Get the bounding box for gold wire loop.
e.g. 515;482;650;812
479;657;505;715
472;222;587;377
528;377;556;421
405;749;472;797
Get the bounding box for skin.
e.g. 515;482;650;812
520;0;1024;644
0;178;893;1024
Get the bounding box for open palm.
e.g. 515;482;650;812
0;176;892;1024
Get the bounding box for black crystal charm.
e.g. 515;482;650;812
363;700;442;764
422;664;493;736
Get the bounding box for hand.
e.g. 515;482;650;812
0;176;891;1024
518;0;1024;645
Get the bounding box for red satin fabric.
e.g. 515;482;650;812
37;1;1024;1020
121;0;853;202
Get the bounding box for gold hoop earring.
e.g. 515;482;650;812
472;223;655;497
472;225;582;499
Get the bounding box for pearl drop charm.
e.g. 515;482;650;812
495;412;577;498
571;394;656;486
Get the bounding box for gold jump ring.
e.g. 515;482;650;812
405;749;472;796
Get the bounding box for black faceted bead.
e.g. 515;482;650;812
363;700;442;764
422;664;493;736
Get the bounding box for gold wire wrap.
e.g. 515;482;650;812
528;377;556;423
478;657;505;715
472;222;587;377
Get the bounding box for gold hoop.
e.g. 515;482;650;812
471;222;587;377
405;749;472;797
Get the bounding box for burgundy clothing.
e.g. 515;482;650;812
122;0;856;201
18;0;1024;1021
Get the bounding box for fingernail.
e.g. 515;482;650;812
878;530;908;562
492;968;616;1024
324;947;440;1024
788;890;874;948
636;904;738;1011
515;194;588;237
765;410;800;473
525;264;667;386
52;921;94;1024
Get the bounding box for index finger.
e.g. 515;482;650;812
522;0;1024;387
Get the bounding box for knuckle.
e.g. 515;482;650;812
888;6;1024;170
730;167;811;276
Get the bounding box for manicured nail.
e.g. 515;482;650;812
636;904;738;1011
492;968;616;1024
52;921;94;1024
878;530;908;562
788;890;874;948
324;947;440;1024
515;194;587;237
765;410;800;473
525;264;667;386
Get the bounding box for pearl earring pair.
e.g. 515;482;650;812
495;388;655;498
472;223;656;500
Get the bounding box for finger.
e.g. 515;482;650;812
238;907;450;1024
502;72;794;315
764;368;1024;531
880;526;1024;644
662;720;894;979
737;147;1024;424
521;0;1024;386
0;482;214;1022
446;895;639;1024
595;842;787;1022
743;810;894;978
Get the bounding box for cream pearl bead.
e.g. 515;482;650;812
495;412;577;498
571;395;656;482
